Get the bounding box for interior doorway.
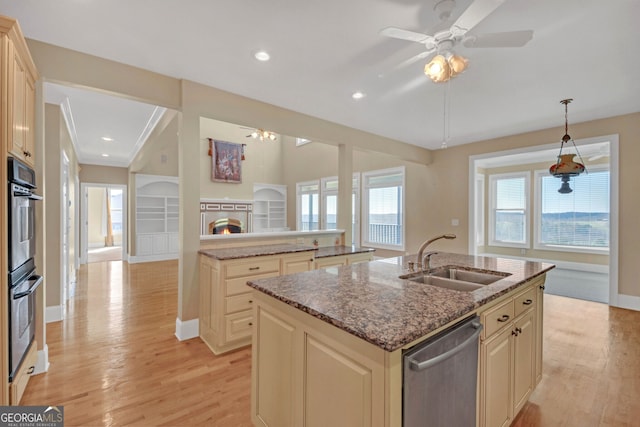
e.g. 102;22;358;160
80;183;127;264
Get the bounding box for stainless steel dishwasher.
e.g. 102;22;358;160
403;315;483;427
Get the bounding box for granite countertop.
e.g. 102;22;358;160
198;244;374;261
247;252;555;352
199;244;316;260
314;245;375;258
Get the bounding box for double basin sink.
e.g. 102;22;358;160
402;266;511;292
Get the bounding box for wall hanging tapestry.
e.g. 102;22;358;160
210;138;242;183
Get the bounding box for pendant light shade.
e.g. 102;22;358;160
549;99;586;193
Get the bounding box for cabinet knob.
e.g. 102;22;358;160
249;300;253;304
248;322;253;326
512;330;519;336
497;314;510;323
249;267;260;271
515;327;522;334
539;285;546;290
27;366;35;374
523;299;533;305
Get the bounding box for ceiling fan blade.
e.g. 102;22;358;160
451;0;508;35
393;50;434;71
380;26;432;44
463;30;533;48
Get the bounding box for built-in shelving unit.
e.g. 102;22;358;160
133;174;179;262
253;184;287;232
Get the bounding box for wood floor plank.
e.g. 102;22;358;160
21;260;640;426
21;260;252;426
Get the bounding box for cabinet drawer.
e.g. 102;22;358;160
224;258;280;279
225;311;253;342
10;340;37;405
226;293;253;314
225;271;279;296
482;298;515;339
514;286;536;317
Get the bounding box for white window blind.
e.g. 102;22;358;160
489;172;529;248
537;169;609;251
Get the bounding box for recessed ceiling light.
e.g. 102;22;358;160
352;91;365;100
101;136;114;141
101;153;109;157
254;51;270;61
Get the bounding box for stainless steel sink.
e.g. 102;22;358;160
408;275;485;292
428;267;508;285
404;266;510;292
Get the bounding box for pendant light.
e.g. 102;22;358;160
549;99;586;194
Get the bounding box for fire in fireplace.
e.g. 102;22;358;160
209;218;243;234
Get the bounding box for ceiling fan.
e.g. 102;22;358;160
380;0;533;82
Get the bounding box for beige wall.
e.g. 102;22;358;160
28;39;640;330
129;109;180;176
428;113;639;297
44;103;80;308
199;117;285;200
87;187;105;247
79;164;128;185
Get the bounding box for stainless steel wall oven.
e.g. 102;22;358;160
7;157;43;381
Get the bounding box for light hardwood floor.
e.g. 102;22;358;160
22;260;640;426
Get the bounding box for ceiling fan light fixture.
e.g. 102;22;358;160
424;53;467;83
448;54;468;76
249;129;277;141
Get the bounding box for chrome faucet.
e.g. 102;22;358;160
416;234;456;271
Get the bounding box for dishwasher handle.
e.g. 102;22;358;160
408;321;483;371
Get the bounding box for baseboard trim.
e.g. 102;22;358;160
129;253;178;264
46;305;63;323
175;317;199;341
613;294;640;311
33;344;49;375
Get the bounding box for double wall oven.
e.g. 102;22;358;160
7;157;43;381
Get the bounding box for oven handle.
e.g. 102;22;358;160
12;189;43;201
13;275;44;299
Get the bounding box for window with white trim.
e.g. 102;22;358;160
489;172;530;248
535;166;609;253
296;181;319;231
362;167;405;250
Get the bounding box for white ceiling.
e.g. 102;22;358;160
44;83;166;167
3;0;640;156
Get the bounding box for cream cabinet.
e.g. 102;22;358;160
479;278;542;427
4;32;37;166
314;251;374;269
252;274;545;427
1;16;39;407
199;250;315;355
252;293;386;427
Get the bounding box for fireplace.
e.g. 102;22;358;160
200;200;252;235
209;218;243;234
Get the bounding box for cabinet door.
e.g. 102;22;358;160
535;283;544;384
481;327;513;427
513;309;535;414
23;74;35;165
152;234;168;254
282;254;314;275
167;232;179;254
253;305;296;427
315;256;347;270
8;39;27;161
136;235;154;256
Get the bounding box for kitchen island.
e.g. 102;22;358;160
247;252;554;427
198;244;374;354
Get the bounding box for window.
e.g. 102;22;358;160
535;167;609;253
296;181;319;231
109;188;123;233
475;174;485;246
320;175;360;245
489;172;529;248
362;167;405;250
